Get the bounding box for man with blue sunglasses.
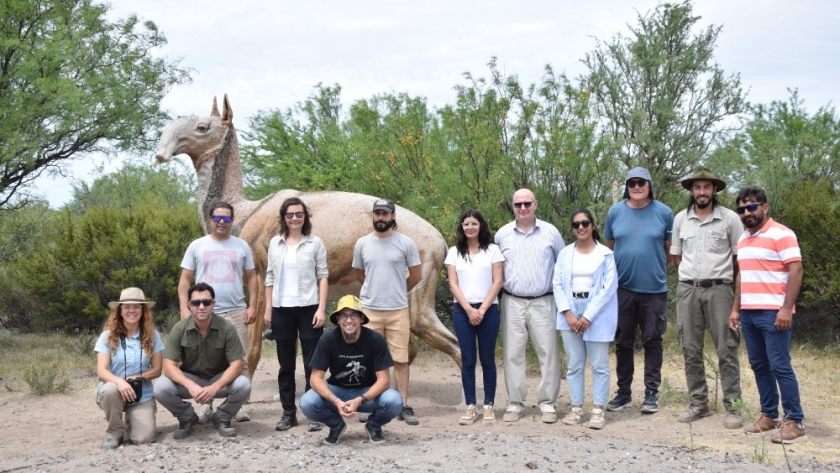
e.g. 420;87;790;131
178;200;258;423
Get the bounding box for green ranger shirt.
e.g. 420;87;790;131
163;314;245;379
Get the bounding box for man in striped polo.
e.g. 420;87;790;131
494;188;565;423
728;186;806;444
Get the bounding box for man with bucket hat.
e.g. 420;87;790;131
300;295;404;445
671;168;745;429
603;167;674;414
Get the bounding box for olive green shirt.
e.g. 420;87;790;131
163;314;245;379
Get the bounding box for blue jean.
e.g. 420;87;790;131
452;302;500;406
740;309;804;422
299;385;403;430
560;296;611;406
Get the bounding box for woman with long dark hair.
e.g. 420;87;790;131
94;287;164;449
552;209;618;429
444;209;504;425
264;197;329;432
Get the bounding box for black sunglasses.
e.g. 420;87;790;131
189;299;214;307
513;201;534;209
626;179;647;188
284;212;305;219
572;220;591;229
211;215;232;223
736;203;761;214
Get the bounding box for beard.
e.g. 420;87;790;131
342;329;359;343
695;199;711;209
373;219;395;233
743;215;762;229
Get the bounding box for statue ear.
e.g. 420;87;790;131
210;96;220;117
222;94;233;122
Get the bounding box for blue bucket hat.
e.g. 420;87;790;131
622;167;654;200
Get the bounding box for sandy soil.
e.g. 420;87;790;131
0;350;838;472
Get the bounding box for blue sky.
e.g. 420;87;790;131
33;0;840;206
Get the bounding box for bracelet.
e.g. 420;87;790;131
332;397;341;405
360;394;369;404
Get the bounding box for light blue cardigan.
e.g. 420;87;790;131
552;241;618;342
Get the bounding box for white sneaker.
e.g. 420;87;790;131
235;406;250;422
459;405;479;425
272;393;281;402
197;403;214;425
482;404;496;425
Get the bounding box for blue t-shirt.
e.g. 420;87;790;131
603;200;674;293
94;330;165;404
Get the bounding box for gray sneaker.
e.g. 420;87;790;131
677;404;712;423
307;420;323;432
724;411;744;429
102;437;122;450
399;406;420;425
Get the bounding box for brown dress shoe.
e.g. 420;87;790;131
770;420;808;444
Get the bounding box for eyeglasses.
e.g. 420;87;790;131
626;179;647;188
736;203;761;214
211;215;232;223
336;312;362;321
572;220;591;229
189;299;214;307
461;221;480;228
284;212;305;219
513;201;535;209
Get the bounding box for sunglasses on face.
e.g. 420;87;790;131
626;179;647;188
189;299;214;307
572;220;591;229
513;201;534;209
284;212;305;219
211;215;232;223
736;203;761;214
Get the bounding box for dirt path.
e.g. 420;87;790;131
0;352;837;472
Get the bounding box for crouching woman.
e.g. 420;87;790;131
94;288;165;449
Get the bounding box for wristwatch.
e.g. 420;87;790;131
360;394;369;404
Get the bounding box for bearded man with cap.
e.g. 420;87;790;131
603;167;675;414
671;168;745;429
300;295;404;445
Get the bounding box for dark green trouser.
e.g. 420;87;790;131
676;283;742;412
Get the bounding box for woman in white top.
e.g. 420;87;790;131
94;287;164;449
264;197;329;432
552;209;618;429
445;209;504;426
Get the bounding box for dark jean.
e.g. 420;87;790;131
614;288;667;394
452;302;500;406
299;385;403;430
271;305;323;416
740;309;804;422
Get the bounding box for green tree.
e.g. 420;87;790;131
582;1;746;202
0;0;190;208
68;162;195;212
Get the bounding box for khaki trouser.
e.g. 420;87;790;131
676;283;742;412
218;308;250;375
96;382;156;444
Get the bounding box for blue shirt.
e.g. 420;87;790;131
603;200;674;293
94;330;165;404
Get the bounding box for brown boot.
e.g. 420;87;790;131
770;420;808;444
743;413;779;434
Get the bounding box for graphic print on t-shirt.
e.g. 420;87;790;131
336;359;367;384
202;250;238;283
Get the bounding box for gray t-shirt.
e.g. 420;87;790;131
352;232;421;310
180;235;255;313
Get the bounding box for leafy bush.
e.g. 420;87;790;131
24;364;70;395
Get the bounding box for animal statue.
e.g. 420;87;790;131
155;94;461;377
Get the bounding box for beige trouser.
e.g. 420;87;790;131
501;294;561;412
218;308;250;375
96;382;156;444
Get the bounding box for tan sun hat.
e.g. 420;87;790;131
108;287;156;309
681;167;726;191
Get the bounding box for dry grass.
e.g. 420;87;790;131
0;330;97;394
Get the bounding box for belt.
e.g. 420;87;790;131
501;289;553;300
680;279;726;288
572;292;589;299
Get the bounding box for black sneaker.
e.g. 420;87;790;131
399;405;419;425
275;415;298;431
606;392;633;411
173;413;199;439
323;422;347;445
364;423;386;443
640;390;659;414
210;412;237;437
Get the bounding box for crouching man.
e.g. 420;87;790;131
154;283;252;439
300;295;403;445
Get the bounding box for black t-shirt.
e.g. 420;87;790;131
310;327;394;389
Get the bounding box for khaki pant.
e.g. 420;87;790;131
96;382;156;444
501;294;560;412
218;308;250;375
363;308;410;363
676;283;742;411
